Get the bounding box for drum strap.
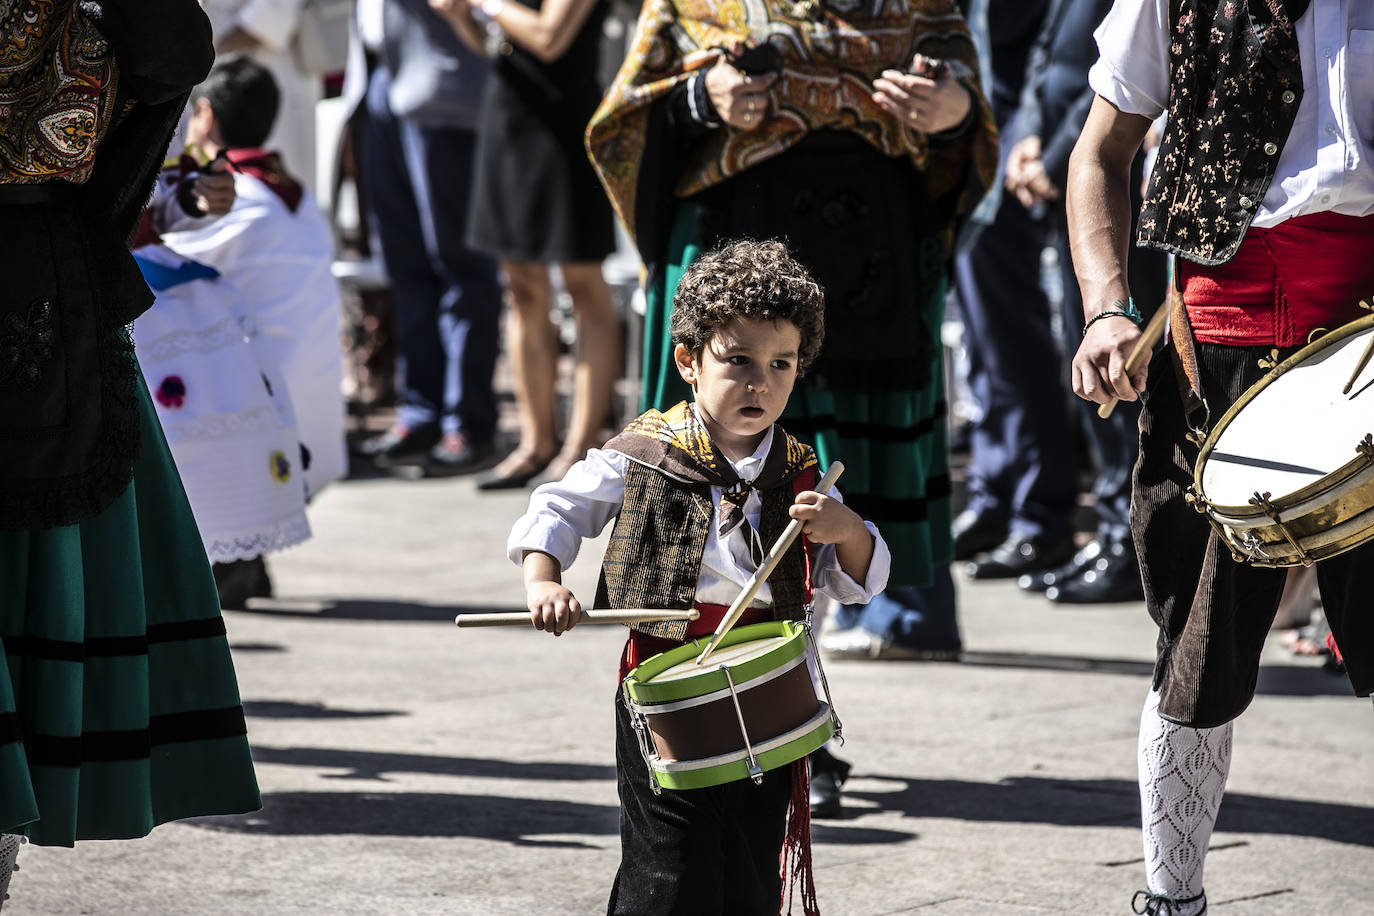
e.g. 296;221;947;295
1167;274;1212;445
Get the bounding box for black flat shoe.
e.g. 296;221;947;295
1019;540;1109;593
808;747;851;819
1046;547;1143;603
952;508;1007;561
966;533;1075;580
475;453;552;491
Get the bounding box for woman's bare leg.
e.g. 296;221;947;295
551;262;621;478
490;260;558;479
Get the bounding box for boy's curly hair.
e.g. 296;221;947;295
670;239;825;373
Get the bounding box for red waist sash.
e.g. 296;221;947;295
1179;211;1374;346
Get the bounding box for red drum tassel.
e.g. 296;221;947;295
1326;632;1344;665
781;757;819;916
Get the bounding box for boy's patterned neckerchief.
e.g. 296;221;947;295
605;401;817;554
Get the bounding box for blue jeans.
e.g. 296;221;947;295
830;564;961;652
361;66;501;439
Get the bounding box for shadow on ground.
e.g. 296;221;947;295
230;599;525;623
846;774;1374;848
249;745;614;781
955;651;1351;698
243;701;406;720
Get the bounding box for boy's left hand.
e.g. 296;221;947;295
789;490;867;545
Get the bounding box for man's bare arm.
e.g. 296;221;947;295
1066;95;1153;404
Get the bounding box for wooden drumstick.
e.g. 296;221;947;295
693;461;845;667
1341;325;1374;395
455;608;700;628
1098;303;1170;419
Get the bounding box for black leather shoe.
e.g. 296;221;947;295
965;533;1075;580
357;423;441;465
952;508;1007;561
426;432;494;475
213;556;272;609
1018;540;1105;593
1046;544;1143;603
808;746;851;819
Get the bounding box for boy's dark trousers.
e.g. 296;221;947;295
608;692;792;915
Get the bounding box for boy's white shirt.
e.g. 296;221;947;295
507;408;891;608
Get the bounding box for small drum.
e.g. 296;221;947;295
1189;313;1374;567
621;620;839;792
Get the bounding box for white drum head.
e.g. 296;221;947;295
650;636;790;683
1202;325;1374;506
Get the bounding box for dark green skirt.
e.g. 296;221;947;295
642;203;953;588
0;377;261;846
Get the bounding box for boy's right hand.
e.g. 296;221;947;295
527;581;582;636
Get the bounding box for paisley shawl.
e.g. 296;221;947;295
584;0;997;258
0;0;119;184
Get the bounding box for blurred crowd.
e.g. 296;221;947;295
164;0;1335;803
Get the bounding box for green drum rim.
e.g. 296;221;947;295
650;712;834;791
623;620;808;704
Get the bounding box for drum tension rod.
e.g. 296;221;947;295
1248;491;1313;567
804;611;843;743
719;665;764;785
622;686;663;795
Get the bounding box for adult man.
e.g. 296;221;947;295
948;0;1078;583
1002;0;1168;602
1068;1;1374;913
345;0;501;472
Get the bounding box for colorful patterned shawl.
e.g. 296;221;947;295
585;0;997;257
0;0;119;185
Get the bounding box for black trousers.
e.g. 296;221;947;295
608;692;791;915
1133;342;1374;727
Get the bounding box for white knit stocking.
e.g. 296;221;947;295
0;833;23;909
1135;690;1232;916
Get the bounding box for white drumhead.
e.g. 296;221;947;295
651;636;790;683
1202;326;1374;506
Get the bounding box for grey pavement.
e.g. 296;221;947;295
11;463;1373;915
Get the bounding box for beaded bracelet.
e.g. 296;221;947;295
1082;298;1143;335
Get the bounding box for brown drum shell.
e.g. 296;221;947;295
642;663;819;762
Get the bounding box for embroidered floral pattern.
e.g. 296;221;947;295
0;297;55;390
1140;0;1303;265
269;450;291;484
155;374;187;408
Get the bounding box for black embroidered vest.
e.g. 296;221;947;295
1138;0;1310;265
594;461;811;641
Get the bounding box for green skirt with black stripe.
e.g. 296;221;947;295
642;197;953;589
0;377;260;846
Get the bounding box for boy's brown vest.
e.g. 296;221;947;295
1138;0;1310;265
594;462;812;641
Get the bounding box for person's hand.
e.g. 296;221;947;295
1071;309;1146;406
704;43;778;131
190;156;235;217
872;53;972;135
526;580;582;636
1004;135;1041;192
789;490;867;546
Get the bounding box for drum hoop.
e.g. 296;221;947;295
649;703;833;774
623;620;808;704
628;651;809;715
1193;312;1374;514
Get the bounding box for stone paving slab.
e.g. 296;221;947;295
9;473;1372;915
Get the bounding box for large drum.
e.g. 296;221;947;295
621;620;838;792
1189;313;1374;567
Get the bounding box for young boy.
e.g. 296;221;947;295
507;239;890;914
